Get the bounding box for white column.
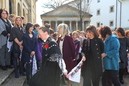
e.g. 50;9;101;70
49;21;51;25
69;21;72;31
82;21;84;31
62;21;64;23
55;21;58;31
76;21;78;30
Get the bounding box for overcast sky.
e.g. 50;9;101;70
36;0;51;25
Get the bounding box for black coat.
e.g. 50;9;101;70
22;33;37;62
10;26;24;53
118;37;129;68
81;38;104;77
29;37;62;86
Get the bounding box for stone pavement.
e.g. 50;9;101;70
1;68;129;86
0;68;13;85
0;68;26;86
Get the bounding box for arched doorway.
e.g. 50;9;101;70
18;3;21;16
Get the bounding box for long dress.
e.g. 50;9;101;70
81;38;104;86
29;37;62;86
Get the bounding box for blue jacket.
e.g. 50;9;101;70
103;35;120;70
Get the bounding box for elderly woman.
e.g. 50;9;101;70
57;23;77;86
0;9;12;70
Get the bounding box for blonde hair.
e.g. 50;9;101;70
57;23;70;37
14;16;22;27
72;30;79;38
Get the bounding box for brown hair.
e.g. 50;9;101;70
0;8;8;18
39;26;50;34
85;25;99;38
116;27;125;36
99;26;112;39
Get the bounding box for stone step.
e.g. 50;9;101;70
0;68;14;85
1;72;26;86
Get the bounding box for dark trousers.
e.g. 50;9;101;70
83;69;100;86
102;70;121;86
119;68;126;81
13;53;20;78
26;62;32;84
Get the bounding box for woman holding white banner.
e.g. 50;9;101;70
81;25;104;86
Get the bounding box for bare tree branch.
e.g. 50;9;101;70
42;0;73;9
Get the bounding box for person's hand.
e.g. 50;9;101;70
101;53;107;58
30;51;35;57
7;33;10;37
18;41;23;47
64;72;69;79
127;53;129;58
82;56;86;61
19;45;23;50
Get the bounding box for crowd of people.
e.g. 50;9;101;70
0;8;129;86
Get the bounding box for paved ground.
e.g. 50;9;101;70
1;68;129;86
0;69;13;85
0;68;26;86
23;75;129;86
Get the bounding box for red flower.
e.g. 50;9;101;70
44;43;49;49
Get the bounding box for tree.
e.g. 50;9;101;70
69;0;92;30
43;0;72;9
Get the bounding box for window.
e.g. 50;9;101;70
97;0;100;3
109;21;114;27
87;0;89;3
97;9;100;15
110;6;114;13
97;22;100;27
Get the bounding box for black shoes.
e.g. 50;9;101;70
120;79;124;84
1;66;7;70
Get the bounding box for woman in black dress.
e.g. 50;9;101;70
10;16;24;78
29;26;67;86
81;25;104;86
116;27;129;84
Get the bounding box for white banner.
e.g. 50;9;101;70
32;55;38;76
68;60;83;83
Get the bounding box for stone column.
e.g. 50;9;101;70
69;21;72;31
82;21;84;31
55;21;58;31
49;21;51;26
76;21;78;30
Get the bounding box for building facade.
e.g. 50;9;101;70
0;0;37;23
41;5;92;31
70;0;129;30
